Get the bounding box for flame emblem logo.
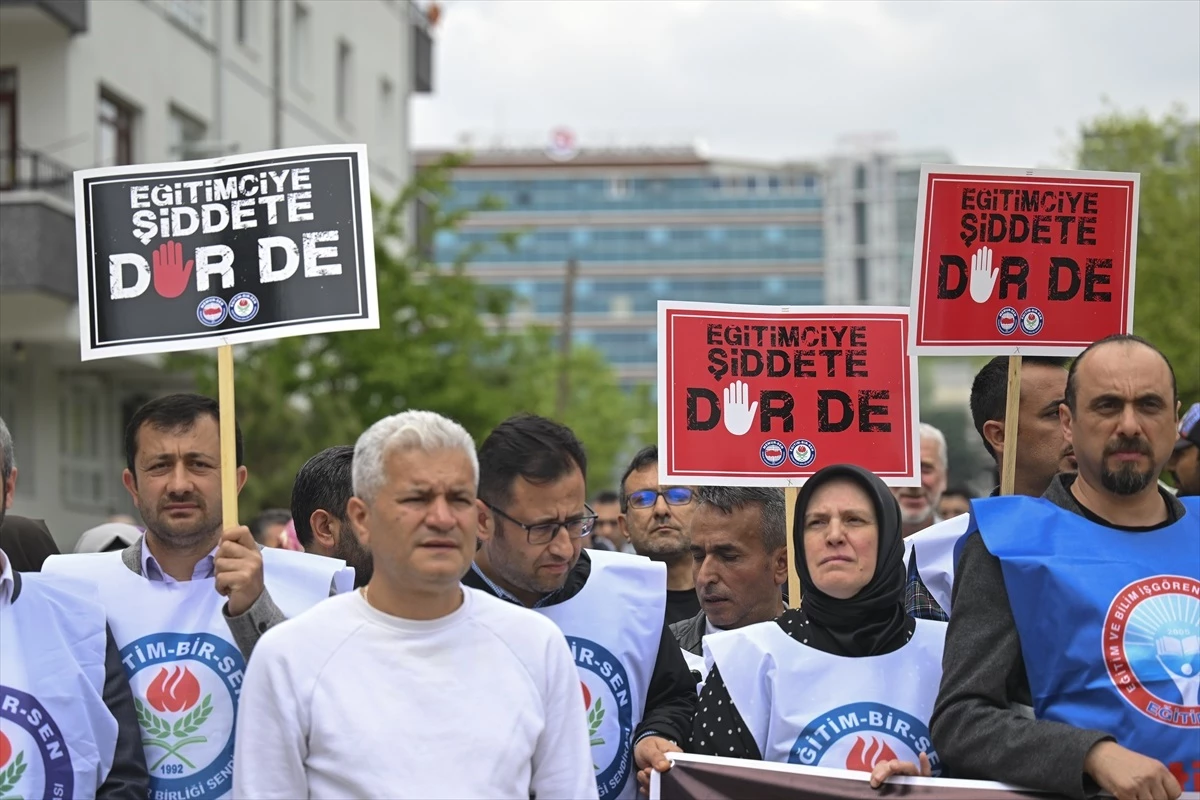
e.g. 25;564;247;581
0;730;26;797
146;666;202;713
845;735;899;772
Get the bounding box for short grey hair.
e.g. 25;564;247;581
352;410;479;502
695;486;786;552
0;415;13;483
920;422;947;469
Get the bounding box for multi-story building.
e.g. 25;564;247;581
0;0;433;546
822;147;954;306
419;139;825;392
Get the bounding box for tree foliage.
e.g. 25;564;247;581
1075;105;1200;402
169;154;654;517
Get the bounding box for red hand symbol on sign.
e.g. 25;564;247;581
151;240;194;299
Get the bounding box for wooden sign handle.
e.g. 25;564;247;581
785;486;801;609
999;355;1023;496
217;345;239;528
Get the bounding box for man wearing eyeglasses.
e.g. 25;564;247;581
464;414;697;800
618;446;702;626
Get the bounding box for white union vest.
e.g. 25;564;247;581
704;618;947;776
43;546;348;800
535;550;664;800
0;573;117;800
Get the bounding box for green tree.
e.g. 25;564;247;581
170;154;653;516
1076;106;1200;402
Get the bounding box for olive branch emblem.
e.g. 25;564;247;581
0;750;26;799
136;695;213;770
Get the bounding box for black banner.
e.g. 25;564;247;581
75;145;377;360
655;755;1063;800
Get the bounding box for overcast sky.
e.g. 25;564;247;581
411;0;1200;168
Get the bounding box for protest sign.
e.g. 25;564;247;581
909;165;1139;356
657;302;919;488
74;144;378;361
651;754;1061;800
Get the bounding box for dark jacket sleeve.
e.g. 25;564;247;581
930;533;1111;798
633;622;699;746
98;626;150;800
0;516;60;571
686;664;761;759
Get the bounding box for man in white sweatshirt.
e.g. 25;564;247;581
232;410;598;800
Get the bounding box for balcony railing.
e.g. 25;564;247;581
0;149;73;201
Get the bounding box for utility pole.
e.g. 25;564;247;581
556;258;579;418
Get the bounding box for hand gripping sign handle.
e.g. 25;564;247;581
1000;355;1022;496
785;487;802;609
217;344;239;528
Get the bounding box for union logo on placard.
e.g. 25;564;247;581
996;306;1019;335
1019;307;1044;335
228;292;259;323
788;439;816;468
196;297;227;327
1103;575;1200;728
0;687;75;800
789;701;940;776
567;636;634;800
122;632;246;798
760;439;786;468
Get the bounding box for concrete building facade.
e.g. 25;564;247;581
0;0;432;547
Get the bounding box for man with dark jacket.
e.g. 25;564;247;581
932;335;1192;800
668;486;788;687
464;414;696;800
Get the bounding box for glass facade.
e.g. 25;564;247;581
430;154;826;388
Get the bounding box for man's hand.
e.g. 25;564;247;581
1084;741;1181;800
634;736;680;796
215;526;265;617
869;751;931;788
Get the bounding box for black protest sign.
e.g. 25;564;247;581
75;145;378;360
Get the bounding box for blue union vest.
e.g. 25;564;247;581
971;495;1200;788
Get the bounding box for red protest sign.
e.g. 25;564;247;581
909;165;1139;355
658;302;919;487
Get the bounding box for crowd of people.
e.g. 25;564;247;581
1;333;1197;800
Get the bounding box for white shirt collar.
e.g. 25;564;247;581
0;548;14;605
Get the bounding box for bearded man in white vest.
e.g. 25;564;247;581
44;394;349;800
464;414;698;800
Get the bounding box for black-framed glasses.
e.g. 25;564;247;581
484;501;597;545
627;487;694;509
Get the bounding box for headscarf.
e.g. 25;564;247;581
74;522;141;554
791;463;912;657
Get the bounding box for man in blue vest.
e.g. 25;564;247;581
932;334;1196;800
464;415;696;800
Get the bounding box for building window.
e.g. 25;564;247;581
291;2;312;90
607;178;629;198
235;0;256;46
336;40;354;123
59;378;110;510
856;257;869;303
168;106;207;159
0;69;15;188
377;77;394;144
167;0;207;34
854;164;867;191
853;201;867;246
98;91;136;167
